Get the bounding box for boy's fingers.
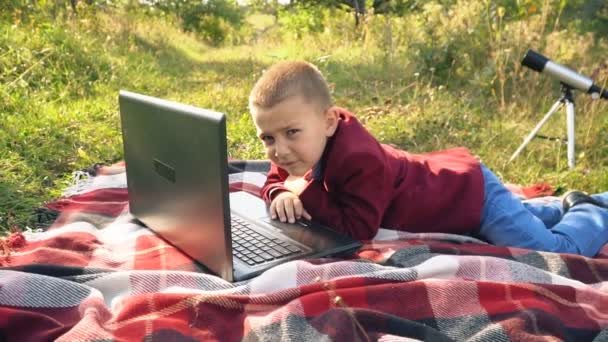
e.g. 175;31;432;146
293;198;303;219
284;201;296;223
270;201;277;219
302;208;312;221
275;200;286;222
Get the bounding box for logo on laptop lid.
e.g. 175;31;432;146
153;158;176;183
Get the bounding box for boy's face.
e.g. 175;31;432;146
251;95;338;177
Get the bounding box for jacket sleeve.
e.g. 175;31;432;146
261;163;289;203
297;152;393;240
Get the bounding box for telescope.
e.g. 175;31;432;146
521;49;608;100
510;49;607;169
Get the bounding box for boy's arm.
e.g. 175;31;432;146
297;152;393;240
261;163;289;202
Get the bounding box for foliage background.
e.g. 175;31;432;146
1;0;607;233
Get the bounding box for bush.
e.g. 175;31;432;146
278;3;327;39
143;0;245;45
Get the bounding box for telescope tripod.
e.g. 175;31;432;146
509;83;577;169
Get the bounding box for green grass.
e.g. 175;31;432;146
1;3;608;233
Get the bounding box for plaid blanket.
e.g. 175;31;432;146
1;161;608;342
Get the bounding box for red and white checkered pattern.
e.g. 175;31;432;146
1;161;608;341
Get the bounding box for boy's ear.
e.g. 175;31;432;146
324;106;340;137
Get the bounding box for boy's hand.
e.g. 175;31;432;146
270;191;312;223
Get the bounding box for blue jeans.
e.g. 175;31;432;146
478;165;608;257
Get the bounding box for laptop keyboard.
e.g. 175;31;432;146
231;216;303;266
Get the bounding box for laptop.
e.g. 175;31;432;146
118;90;362;282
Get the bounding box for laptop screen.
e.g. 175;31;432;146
118;90;234;281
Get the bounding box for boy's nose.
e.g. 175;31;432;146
273;142;289;158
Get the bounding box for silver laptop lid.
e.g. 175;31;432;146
119;90;233;281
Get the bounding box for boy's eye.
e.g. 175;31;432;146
261;135;274;144
286;129;299;137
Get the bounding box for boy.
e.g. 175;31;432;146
248;60;608;257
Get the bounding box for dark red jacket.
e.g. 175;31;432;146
261;109;484;240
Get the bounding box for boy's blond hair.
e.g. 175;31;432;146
249;61;332;112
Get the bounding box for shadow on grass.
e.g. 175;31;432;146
0;181;42;232
561;1;608;37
